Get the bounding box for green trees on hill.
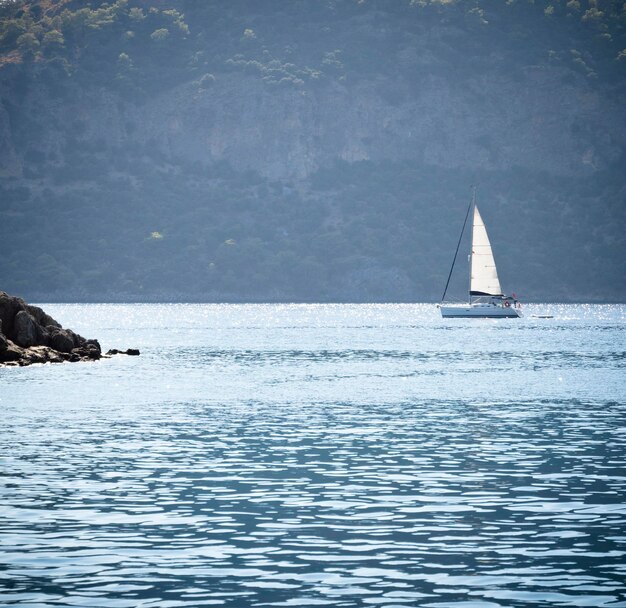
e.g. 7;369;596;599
2;0;625;80
1;1;190;89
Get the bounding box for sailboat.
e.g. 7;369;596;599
438;188;522;318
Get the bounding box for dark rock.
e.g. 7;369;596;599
106;348;140;356
0;291;129;368
26;304;61;330
26;346;52;364
14;310;39;348
49;329;76;353
0;292;22;339
0;342;22;362
1;291;64;346
84;339;102;358
68;329;82;348
86;343;101;359
72;342;101;361
86;338;101;351
0;320;7;353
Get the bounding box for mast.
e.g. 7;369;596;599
468;186;476;304
440;187;474;303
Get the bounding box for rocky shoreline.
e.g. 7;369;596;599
0;291;139;367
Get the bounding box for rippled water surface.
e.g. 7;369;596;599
1;304;625;607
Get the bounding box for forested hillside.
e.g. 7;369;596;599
0;0;625;302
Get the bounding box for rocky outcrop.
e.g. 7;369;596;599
0;291;139;367
106;348;140;356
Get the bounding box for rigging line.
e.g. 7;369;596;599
441;187;475;303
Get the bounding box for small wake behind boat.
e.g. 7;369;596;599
439;188;522;319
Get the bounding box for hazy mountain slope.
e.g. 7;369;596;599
1;0;625;301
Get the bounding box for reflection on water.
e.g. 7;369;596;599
1;304;625;607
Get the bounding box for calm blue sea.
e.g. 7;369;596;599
1;304;625;607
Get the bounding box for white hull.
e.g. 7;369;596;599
439;303;521;318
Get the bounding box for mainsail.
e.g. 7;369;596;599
470;205;503;297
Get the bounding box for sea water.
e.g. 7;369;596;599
1;304;625;607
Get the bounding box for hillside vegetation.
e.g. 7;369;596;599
0;0;625;302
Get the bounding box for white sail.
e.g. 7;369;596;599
470;205;502;296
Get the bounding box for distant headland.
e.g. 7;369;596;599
0;291;138;367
